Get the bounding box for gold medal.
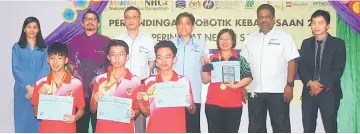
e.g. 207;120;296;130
126;88;132;96
220;84;227;90
143;94;149;101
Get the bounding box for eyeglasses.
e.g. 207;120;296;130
83;17;98;22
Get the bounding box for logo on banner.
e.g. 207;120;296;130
267;1;282;9
189;0;201;9
312;1;331;7
144;0;169;10
176;0;186;9
286;1;309;8
245;0;255;9
203;0;214;9
215;0;242;10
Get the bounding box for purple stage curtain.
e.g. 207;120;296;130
44;1;109;45
330;1;360;34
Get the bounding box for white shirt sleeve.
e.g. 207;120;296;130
148;38;156;61
241;36;250;62
284;34;300;62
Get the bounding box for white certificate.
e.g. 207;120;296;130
37;95;73;121
155;82;190;108
97;96;132;123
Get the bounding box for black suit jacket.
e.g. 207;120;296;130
298;34;346;99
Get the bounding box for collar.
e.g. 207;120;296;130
315;33;329;42
177;36;194;46
215;49;239;60
155;70;179;83
82;32;99;40
106;68;132;82
47;70;72;85
259;26;276;35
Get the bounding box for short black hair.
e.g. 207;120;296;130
154;41;177;57
124;6;141;17
257;4;275;17
311;10;330;24
48;42;69;57
106;39;129;55
83;9;100;22
216;28;236;49
176;12;195;26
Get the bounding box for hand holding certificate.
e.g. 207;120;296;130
156;82;190;108
211;61;241;83
97;96;132;123
37;95;74;121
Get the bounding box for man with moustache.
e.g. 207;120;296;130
68;10;110;133
241;4;299;133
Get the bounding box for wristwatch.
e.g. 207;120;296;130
287;81;294;87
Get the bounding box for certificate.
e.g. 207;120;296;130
97;96;132;123
211;61;241;83
37;95;73;121
156;82;190;108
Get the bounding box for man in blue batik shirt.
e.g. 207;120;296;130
170;12;208;133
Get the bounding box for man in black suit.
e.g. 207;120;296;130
298;10;346;133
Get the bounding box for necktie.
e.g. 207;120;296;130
314;40;322;81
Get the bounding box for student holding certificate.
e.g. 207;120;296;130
201;29;252;133
90;40;141;133
31;43;85;133
137;41;196;133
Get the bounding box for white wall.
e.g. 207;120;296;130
0;1;70;132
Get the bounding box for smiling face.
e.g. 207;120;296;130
24;22;39;38
48;54;68;72
257;9;275;34
156;47;175;72
311;16;329;36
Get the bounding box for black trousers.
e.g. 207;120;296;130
248;93;291;133
76;97;97;133
205;104;243;133
302;89;340;133
186;103;201;133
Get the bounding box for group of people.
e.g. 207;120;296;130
12;4;345;133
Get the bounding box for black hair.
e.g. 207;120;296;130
176;12;195;26
106;39;129;55
216;28;236;49
18;17;46;49
311;10;331;24
82;9;100;22
154;41;177;57
257;4;275;17
124;6;141;17
48;42;69;57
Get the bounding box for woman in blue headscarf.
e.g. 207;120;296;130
12;17;49;133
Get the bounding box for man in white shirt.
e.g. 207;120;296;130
241;4;299;133
114;6;155;133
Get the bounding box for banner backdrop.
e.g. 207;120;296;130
100;0;336;132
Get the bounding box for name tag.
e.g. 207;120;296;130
269;42;280;45
269;38;280;45
191;48;200;52
139;46;149;53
